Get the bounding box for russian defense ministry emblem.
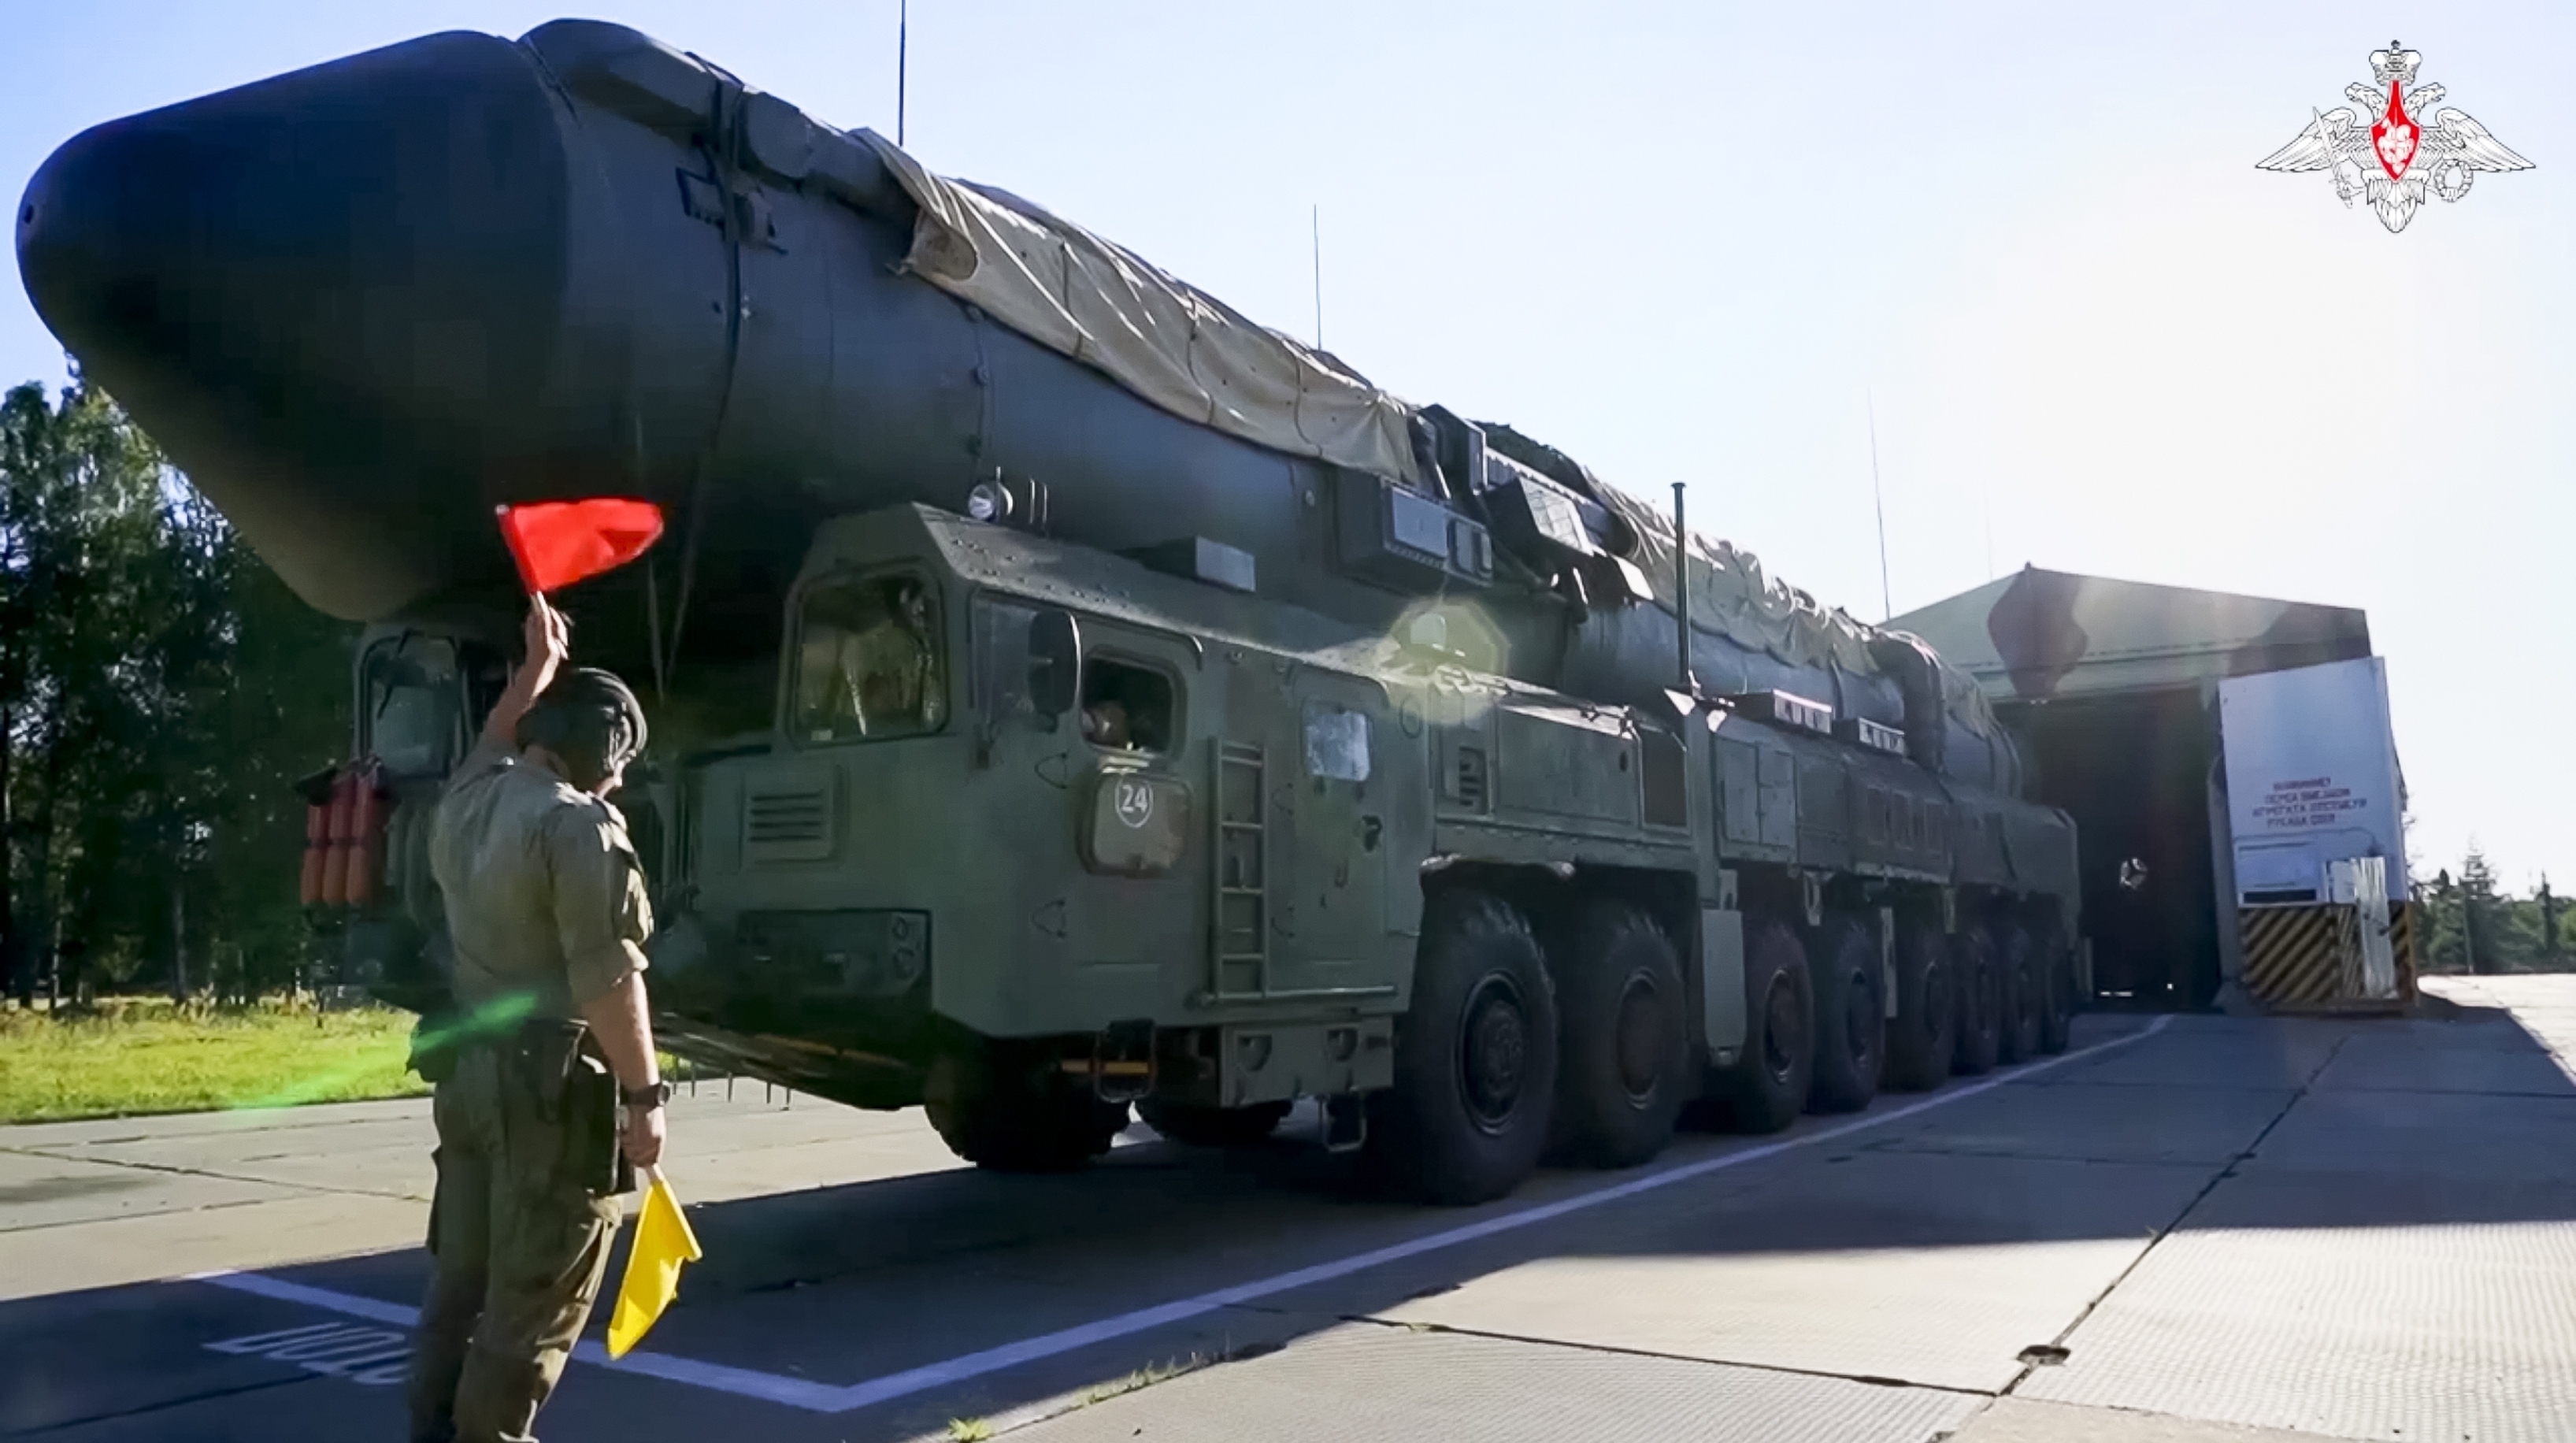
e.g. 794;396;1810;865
2257;42;2530;233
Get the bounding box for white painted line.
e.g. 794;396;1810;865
187;1015;2172;1415
186;1268;854;1411
565;1336;851;1410
817;1015;2177;1412
189;1270;416;1326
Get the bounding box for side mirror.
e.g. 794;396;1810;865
1028;609;1081;717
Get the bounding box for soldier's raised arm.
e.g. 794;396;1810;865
483;595;569;750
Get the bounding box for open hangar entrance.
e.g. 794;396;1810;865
1892;567;2383;1011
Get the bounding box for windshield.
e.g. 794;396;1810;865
792;573;947;743
361;633;465;777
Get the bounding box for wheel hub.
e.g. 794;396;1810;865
1844;969;1877;1063
1459;973;1529;1132
1614;971;1664;1103
1761;973;1799;1082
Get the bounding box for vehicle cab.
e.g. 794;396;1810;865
646;504;1423;1114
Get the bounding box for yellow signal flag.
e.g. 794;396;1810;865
606;1167;703;1360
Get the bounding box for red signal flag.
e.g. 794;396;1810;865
495;499;667;595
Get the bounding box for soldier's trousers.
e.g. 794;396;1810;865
406;1045;625;1443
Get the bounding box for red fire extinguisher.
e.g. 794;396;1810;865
299;773;334;907
319;770;358;907
298;760;393;910
347;761;390;907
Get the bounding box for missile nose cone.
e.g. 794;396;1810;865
9;29;584;622
18;120;184;373
19;29;569;441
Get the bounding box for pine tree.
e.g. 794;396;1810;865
2457;847;2506;975
2;378;354;1007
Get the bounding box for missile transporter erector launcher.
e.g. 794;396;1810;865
19;19;2081;1203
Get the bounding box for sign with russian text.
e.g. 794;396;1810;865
2220;656;2409;903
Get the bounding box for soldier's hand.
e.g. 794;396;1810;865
621;1101;665;1170
522;595;570;688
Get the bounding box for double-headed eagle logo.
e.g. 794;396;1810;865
2258;43;2531;233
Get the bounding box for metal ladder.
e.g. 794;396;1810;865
1200;738;1395;1009
1210;741;1269;1000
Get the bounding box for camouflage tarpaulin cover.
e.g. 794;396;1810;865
858;131;1996;745
859;132;1428;491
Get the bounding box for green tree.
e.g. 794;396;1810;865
2;378;354;1006
190;524;355;997
2418;852;2574;976
1;378;166;1001
2456;848;2507;975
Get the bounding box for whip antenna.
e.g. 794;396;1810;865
1311;205;1323;349
1870;391;1892;622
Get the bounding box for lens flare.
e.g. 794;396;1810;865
228;991;540;1113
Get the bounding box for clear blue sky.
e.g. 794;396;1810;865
6;2;2568;890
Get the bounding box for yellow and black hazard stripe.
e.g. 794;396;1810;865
2241;903;2417;1011
2241;906;2347;1009
2387;900;2417;976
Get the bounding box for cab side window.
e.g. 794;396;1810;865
1080;657;1176;755
362;634;465;777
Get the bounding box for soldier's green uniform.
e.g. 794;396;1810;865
406;734;654;1443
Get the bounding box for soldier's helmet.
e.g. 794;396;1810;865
519;667;648;792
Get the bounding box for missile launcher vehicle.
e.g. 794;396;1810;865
18;18;2080;1203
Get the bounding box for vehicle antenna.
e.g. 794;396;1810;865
1311;204;1324;350
897;0;909;147
1673;481;1698;696
1870;390;1892;622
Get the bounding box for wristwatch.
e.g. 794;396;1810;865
621;1081;673;1111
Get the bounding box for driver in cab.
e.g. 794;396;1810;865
802;577;944;739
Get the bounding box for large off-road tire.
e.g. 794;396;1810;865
1718;922;1814;1134
1138;1099;1293;1147
2033;916;2077;1055
1883;918;1959;1092
925;1043;1129;1174
1366;891;1559;1206
1807;916;1886;1115
1550;901;1688;1170
1951;925;2001;1077
1994;920;2043;1065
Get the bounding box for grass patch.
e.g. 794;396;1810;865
1077;1354;1204;1407
0;996;430;1125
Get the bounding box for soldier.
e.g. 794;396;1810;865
406;595;668;1443
1080;697;1132;749
823;577;943;736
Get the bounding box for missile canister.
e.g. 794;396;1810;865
15;18;2018;792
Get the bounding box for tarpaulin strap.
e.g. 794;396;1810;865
657;60;753;696
522;39;673;704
